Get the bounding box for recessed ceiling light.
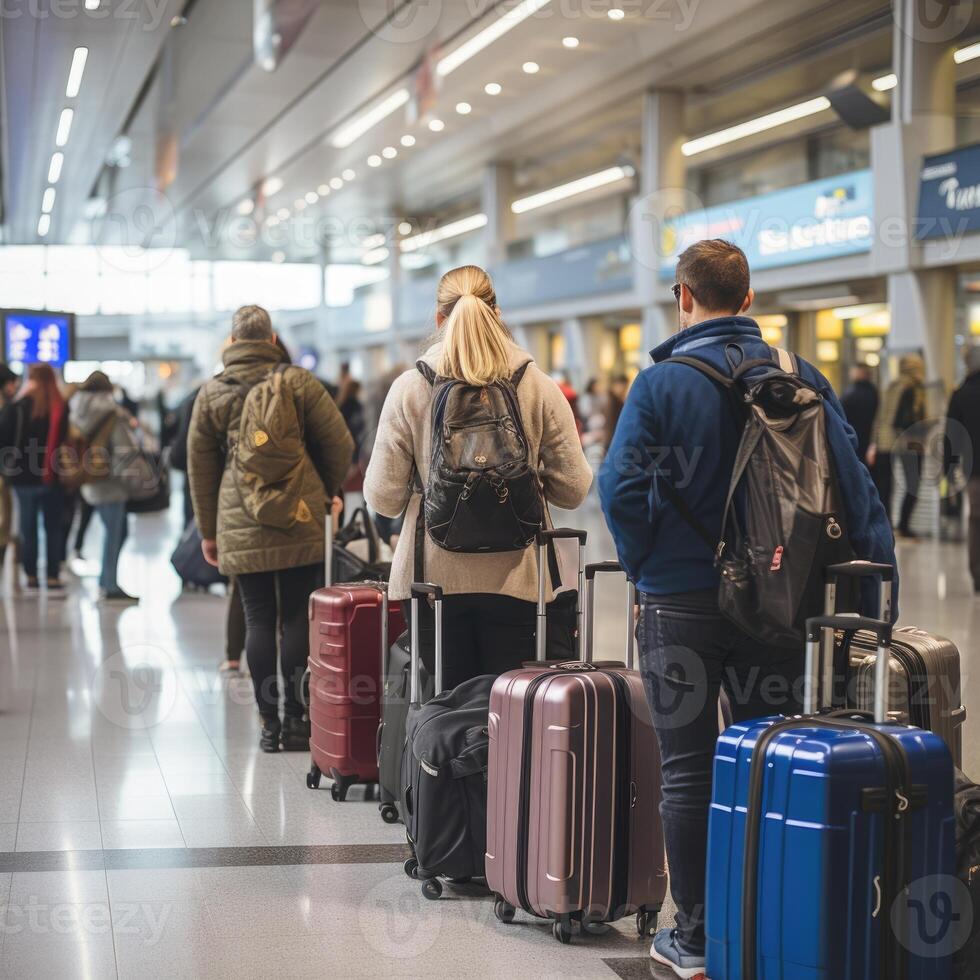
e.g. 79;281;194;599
330;177;344;190
271;250;285;263
382;146;397;159
66;47;88;98
329;87;410;148
342;168;356;181
38;214;51;237
362;247;390;266
485;82;502;95
428;118;445;132
305;190;318;204
317;184;330;196
277;207;290;219
84;0;100;9
562;36;579;48
263;176;283;196
55;108;74;147
400;134;416;147
294;198;306;210
237;198;255;216
522;61;539;74
48;152;64;184
455;102;472;115
398;221;413;236
608;7;625;20
42;187;56;213
367;154;382;167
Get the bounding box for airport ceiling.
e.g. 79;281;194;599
3;0;974;262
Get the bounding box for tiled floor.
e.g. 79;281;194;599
0;495;975;979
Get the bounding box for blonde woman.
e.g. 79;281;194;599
364;265;592;689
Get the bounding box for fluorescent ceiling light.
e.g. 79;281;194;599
367;154;382;167
955;41;980;63
832;302;887;320
363;247;390;266
263;176;283;196
400;213;488;252
872;73;897;92
66;47;88;98
382;146;397;159
330;88;409;149
42;187;56;213
400;134;416;147
484;82;502;96
55;108;74;147
38;214;51;237
437;0;552;77
48;152;64;184
511;166;632;214
363;234;386;249
682;96;831;157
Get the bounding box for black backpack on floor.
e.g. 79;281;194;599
664;345;854;648
415;361;544;557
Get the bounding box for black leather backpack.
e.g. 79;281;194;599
414;360;545;560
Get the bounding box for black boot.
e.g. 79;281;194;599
259;716;281;753
280;714;311;752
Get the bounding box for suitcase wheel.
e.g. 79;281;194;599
552;917;573;944
306;765;321;790
403;857;419;879
379;803;400;824
494;898;515;924
636;908;658;938
420;877;443;901
329;774;356;802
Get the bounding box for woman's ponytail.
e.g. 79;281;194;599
436;266;511;386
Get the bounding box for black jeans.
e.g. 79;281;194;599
637;591;804;954
226;577;246;663
236;562;321;723
898;450;923;534
402;592;541;691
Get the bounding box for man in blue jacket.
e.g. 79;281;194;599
599;239;896;977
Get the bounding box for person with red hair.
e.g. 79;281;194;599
0;364;69;589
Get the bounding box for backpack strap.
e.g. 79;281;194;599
416;360;437;386
769;345;798;375
510;361;531;387
666;355;736;387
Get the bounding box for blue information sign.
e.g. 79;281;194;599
916;142;980;240
660;170;874;276
2;310;75;368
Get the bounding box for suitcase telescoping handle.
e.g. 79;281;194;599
583;561;637;668
410;583;443;705
535;528;588;662
324;511;334;588
824;560;894;621
805;614;892;723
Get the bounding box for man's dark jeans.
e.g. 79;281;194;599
638;590;804;954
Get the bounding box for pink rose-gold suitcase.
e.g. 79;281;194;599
485;538;667;944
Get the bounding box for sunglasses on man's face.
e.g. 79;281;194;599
672;282;696;303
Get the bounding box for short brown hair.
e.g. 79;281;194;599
675;239;750;314
231;304;273;341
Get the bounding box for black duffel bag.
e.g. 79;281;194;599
170;520;227;589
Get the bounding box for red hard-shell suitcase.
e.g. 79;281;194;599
486;538;668;943
306;516;405;800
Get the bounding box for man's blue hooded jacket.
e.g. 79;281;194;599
598;315;897;614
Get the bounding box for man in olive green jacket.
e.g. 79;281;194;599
188;305;353;751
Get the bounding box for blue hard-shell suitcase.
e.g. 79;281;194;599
706;614;956;980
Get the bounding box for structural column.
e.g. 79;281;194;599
634;89;686;352
875;0;962;387
482;163;517;269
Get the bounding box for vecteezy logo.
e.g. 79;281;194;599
895;0;973;44
357;0;443;44
92;646;179;731
893;874;973;958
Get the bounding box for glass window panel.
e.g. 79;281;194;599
98;270;148;315
45;272;99;315
213;261;262;312
324;264;387;307
191;262;212;313
0;271;45;309
46;246;99;276
0;246;46;275
262;263;321;311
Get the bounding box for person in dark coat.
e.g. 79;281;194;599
946;345;980;591
840;364;879;464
